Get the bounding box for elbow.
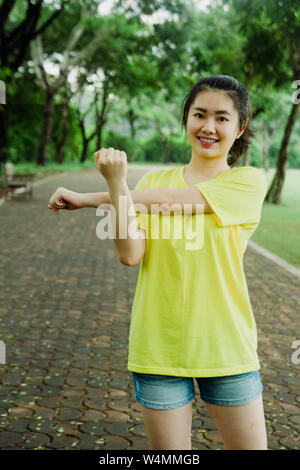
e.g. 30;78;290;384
120;256;142;266
118;234;146;266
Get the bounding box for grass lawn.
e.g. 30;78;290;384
252;168;300;270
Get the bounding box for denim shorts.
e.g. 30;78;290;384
131;370;263;409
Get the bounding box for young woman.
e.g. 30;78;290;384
48;75;268;450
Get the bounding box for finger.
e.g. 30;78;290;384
99;148;108;164
114;149;121;161
94;150;100;166
106;147;115;163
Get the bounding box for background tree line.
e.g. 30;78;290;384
0;0;299;204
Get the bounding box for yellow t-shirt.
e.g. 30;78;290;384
127;165;268;377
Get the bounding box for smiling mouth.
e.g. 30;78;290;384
197;136;219;143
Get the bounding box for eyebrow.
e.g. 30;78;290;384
193;107;231;116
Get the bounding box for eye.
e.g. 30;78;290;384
194;113;228;122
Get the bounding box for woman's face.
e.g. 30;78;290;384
186;89;246;161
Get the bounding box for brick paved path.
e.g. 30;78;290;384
0;167;299;450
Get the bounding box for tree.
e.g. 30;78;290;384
0;0;67;173
222;0;300;204
30;7;112;165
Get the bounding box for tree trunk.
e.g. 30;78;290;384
37;91;55;166
95;122;103;150
262;146;270;173
265;101;299;204
80;138;89;163
55;99;70;164
95;81;109;150
127;107;136;140
262;125;270;172
156;124;171;164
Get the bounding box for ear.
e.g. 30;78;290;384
236;120;248;139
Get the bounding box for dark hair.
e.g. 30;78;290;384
181;75;254;167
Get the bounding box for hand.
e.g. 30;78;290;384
48;187;85;214
94;147;127;185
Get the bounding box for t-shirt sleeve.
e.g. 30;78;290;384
194;167;268;226
133;171;152;231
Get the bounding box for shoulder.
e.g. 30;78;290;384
135;166;179;189
230;166;267;185
234;166;265;176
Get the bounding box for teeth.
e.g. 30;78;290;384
198;137;217;143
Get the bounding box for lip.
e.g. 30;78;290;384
197;136;219;146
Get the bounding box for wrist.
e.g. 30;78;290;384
107;178;127;192
81;192;109;208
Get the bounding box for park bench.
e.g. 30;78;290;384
3;162;34;200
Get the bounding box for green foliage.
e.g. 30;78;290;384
1;0;299;172
6;72;44;164
103;130;192;165
102;131;140;161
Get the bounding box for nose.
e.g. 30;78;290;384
200;117;216;134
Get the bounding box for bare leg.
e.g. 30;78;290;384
139;399;194;450
204;394;268;450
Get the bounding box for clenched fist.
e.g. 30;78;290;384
94;147;127;184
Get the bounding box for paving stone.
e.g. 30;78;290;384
204;430;223;444
75;433;107;450
8;407;34;419
127;437;149;450
83;399;107;411
27;418;55;434
46;433;80;449
128;423;147;438
102;409;130;423
105;422;131;436
21;432;50;449
80;409;107;422
96;434;131;450
60;396;84;408
56;407;82;421
289;415;300;425
65;376;87;387
191;441;210;450
107;398;130;413
5;419;31;433
279;435;300;450
270;423;298;438
0;431;23;447
79;421;105;435
32;407;57;419
37;396;62;408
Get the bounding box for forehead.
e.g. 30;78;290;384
191;89;235;114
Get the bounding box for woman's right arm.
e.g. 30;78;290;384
48;188;208;214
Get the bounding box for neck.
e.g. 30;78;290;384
186;154;231;178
